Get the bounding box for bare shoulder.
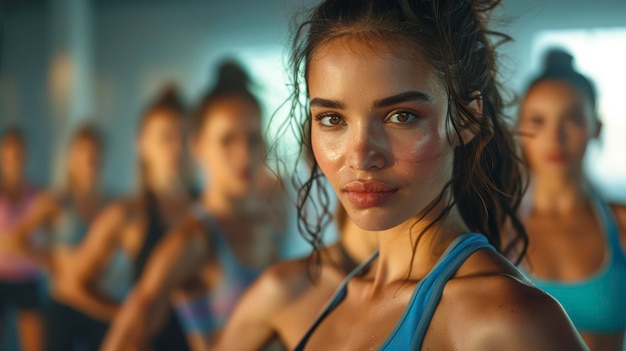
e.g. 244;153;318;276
442;250;586;350
252;256;312;304
103;197;135;217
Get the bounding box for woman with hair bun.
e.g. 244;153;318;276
0;128;44;351
517;48;626;351
2;124;112;351
101;61;286;351
258;0;586;350
64;86;193;351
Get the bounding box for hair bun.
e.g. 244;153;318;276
157;84;184;108
151;84;185;113
213;60;252;94
542;48;575;75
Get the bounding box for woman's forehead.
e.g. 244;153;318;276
307;37;445;105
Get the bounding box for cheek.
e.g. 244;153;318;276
392;124;451;181
520;138;542;164
311;128;344;174
567;130;591;159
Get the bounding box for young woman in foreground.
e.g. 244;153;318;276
273;0;587;350
101;62;285;351
517;49;626;351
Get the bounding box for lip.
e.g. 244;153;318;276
546;152;568;164
343;180;398;208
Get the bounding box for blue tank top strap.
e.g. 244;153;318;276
590;191;624;260
381;233;492;350
294;232;492;351
177;202;260;334
190;203;242;272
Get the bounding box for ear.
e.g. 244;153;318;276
458;91;483;146
592;119;602;139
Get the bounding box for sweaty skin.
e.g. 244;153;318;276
296;37;586;351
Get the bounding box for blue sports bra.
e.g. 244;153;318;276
175;203;260;333
295;232;494;350
521;192;626;333
53;196;89;247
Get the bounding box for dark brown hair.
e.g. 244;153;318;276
139;85;185;131
0;126;25;148
137;85;186;191
524;48;597;119
65;123;104;189
71;124;103;149
284;0;528;266
193;60;261;135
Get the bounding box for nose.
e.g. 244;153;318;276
233;138;252;166
345;122;387;171
549;121;567;146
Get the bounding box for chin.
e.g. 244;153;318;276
344;206;411;232
229;183;251;198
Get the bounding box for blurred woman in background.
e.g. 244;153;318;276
212;205;377;350
3;125;111;351
517;49;626;351
63;87;193;351
101;61;285;351
0;128;43;351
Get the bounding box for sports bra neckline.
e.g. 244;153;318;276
521;191;624;286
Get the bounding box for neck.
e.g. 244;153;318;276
70;180;97;199
340;220;378;264
145;171;183;197
202;185;247;219
531;175;590;215
373;201;469;289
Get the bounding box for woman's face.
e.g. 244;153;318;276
138;110;184;178
0;136;25;184
68;136;101;189
518;80;597;180
194;97;264;198
308;38;459;231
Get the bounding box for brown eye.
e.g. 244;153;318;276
528;116;544;128
318;114;345;126
387;111;416;124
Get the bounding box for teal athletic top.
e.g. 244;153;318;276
295;232;494;350
174;203;260;333
521;192;626;334
53;195;89;246
52;194;133;301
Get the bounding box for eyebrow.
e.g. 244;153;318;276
309;97;344;109
309;91;433;110
373;91;433;108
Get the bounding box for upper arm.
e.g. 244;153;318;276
132;220;210;307
13;192;58;240
70;202;128;283
212;263;296;351
468;279;587;351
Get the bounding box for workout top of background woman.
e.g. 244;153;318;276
135;189;191;351
0;184;42;281
520;191;626;334
51;192;132;302
174;202;261;333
